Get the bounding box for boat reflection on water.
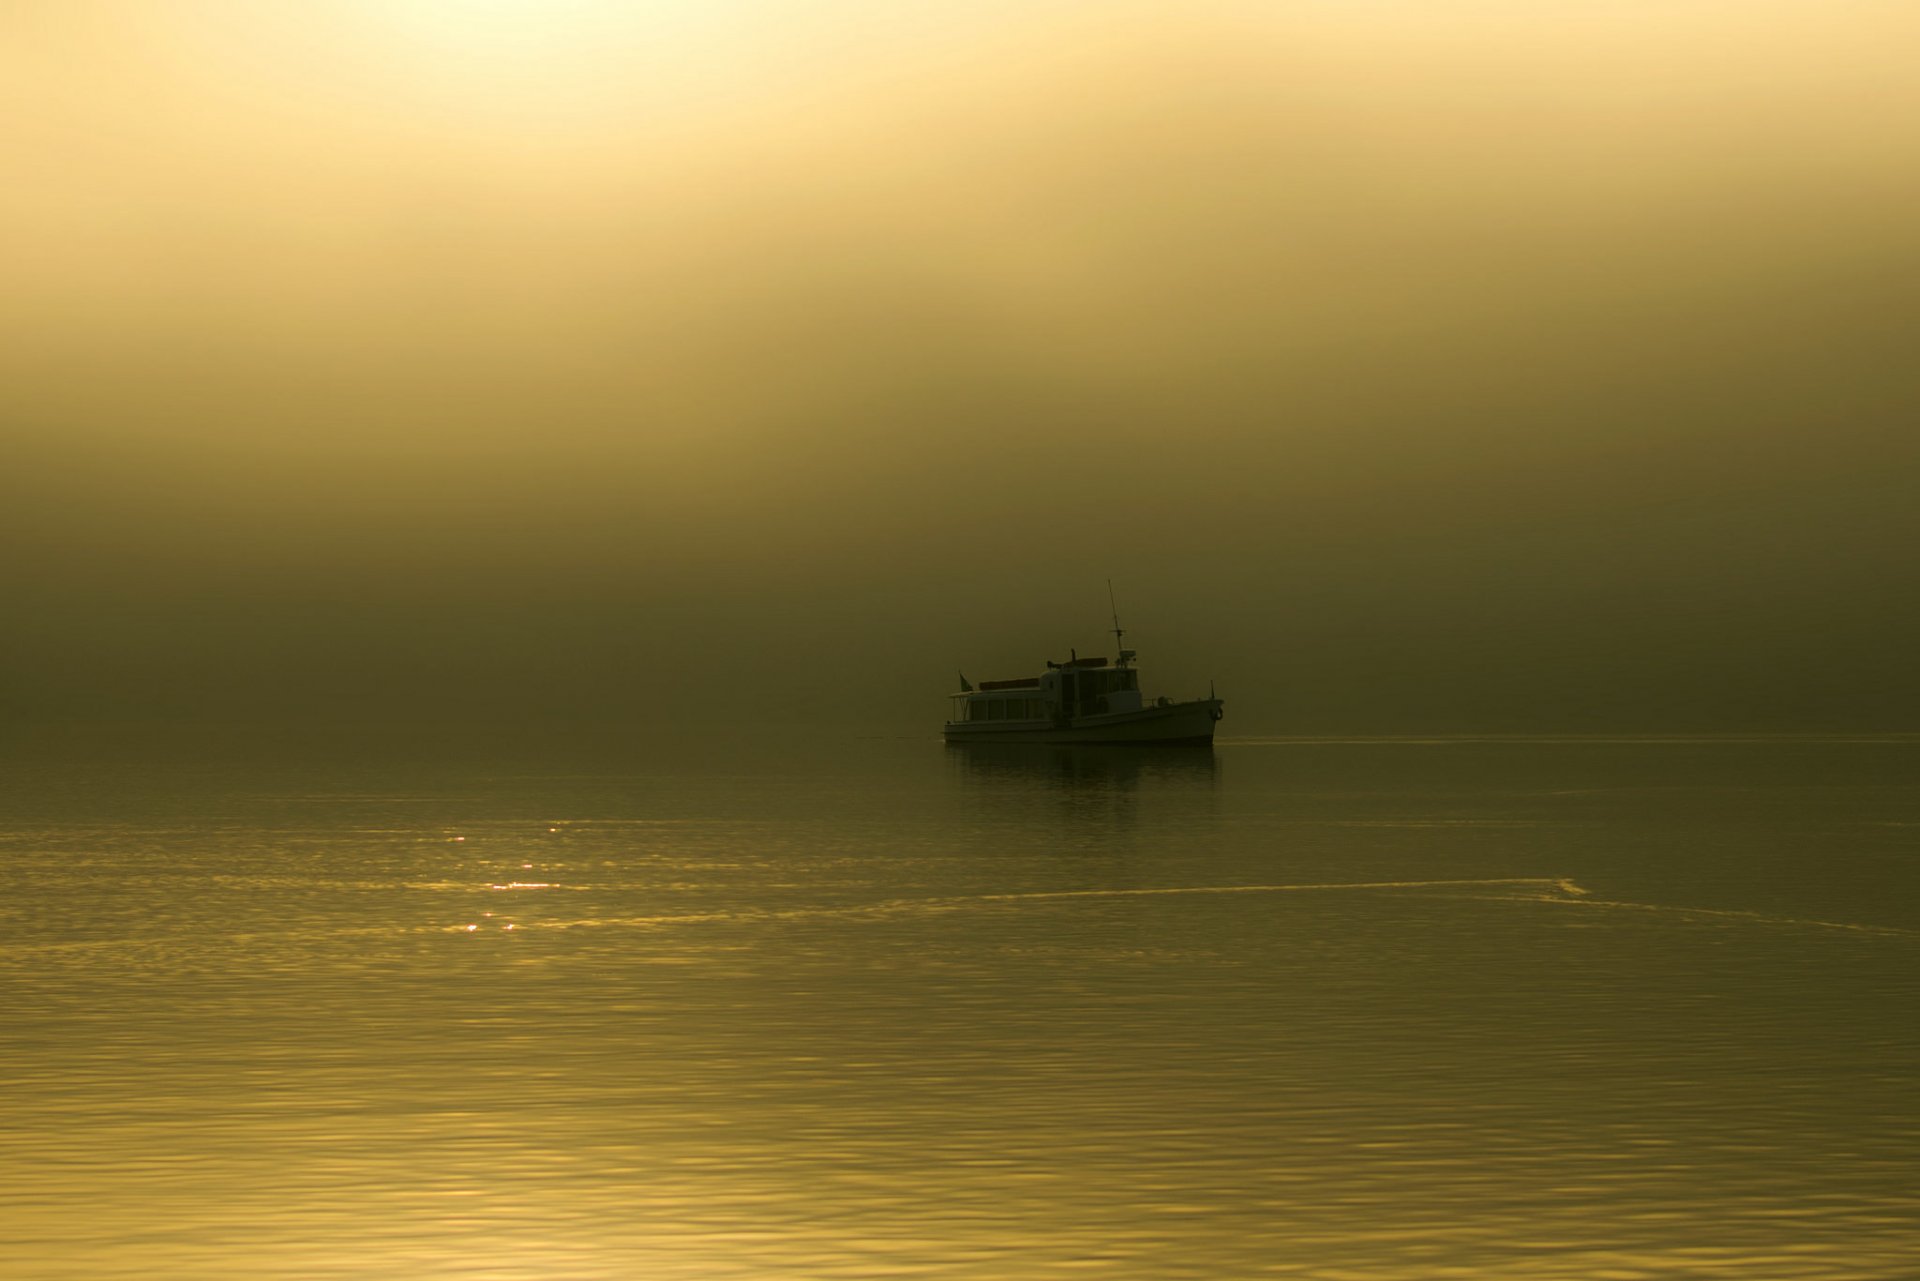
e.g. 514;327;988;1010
945;739;1218;793
944;741;1220;842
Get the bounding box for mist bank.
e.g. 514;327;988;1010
3;1;1916;735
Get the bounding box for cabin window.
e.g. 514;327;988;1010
959;696;1051;723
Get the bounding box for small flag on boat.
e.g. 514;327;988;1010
958;672;973;692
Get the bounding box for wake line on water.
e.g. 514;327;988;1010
503;877;1593;933
1498;893;1920;938
969;876;1590;904
517;877;1920;940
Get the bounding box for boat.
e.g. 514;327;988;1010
943;606;1224;745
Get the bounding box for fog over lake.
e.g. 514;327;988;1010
4;0;1917;738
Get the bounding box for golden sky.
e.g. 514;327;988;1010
4;1;1917;730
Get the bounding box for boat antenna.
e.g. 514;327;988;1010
1107;578;1129;664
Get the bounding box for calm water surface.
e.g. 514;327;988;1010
2;734;1916;1279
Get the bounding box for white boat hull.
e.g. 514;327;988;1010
943;698;1222;745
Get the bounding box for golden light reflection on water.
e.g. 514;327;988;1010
2;739;1916;1278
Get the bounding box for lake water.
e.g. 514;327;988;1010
2;733;1916;1279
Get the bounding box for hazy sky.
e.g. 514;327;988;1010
4;1;1917;734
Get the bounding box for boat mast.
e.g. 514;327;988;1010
1108;579;1133;667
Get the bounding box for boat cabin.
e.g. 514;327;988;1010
949;652;1145;726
